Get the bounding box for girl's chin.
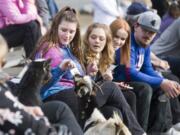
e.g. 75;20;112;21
114;47;120;50
61;41;70;45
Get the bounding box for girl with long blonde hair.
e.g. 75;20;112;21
83;23;114;78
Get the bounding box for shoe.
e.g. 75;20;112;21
160;127;180;135
173;123;180;131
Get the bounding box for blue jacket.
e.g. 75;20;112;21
129;33;163;88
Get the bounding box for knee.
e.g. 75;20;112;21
139;82;153;100
125;91;137;103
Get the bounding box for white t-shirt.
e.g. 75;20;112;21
92;0;125;25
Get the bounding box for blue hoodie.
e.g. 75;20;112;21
129;33;163;88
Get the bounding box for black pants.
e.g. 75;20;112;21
0;21;41;57
41;101;83;135
148;88;173;133
122;90;137;116
162;71;180;124
45;81;145;135
128;82;153;132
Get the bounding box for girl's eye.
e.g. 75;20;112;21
115;35;119;38
121;38;126;41
90;35;97;39
61;28;68;32
99;37;105;41
70;30;75;34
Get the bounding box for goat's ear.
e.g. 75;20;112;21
74;74;83;81
43;58;51;68
74;74;83;82
22;55;31;65
90;108;106;122
46;58;51;64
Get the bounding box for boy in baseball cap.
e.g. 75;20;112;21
130;11;180;134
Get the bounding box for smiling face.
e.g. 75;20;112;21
88;28;107;53
58;20;77;45
113;28;128;50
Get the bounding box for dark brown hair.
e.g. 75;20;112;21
31;6;83;65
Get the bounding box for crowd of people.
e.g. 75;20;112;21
0;0;180;135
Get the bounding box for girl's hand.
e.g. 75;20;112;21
86;62;98;76
159;60;170;70
102;69;113;81
59;59;75;71
23;106;44;118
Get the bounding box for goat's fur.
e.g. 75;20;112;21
74;74;102;97
84;108;132;135
17;59;51;106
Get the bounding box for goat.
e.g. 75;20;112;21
13;59;51;106
84;108;132;135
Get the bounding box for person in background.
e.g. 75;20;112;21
36;0;51;29
153;0;180;42
151;0;169;17
91;0;125;25
125;2;148;29
0;0;42;58
151;17;180;79
46;0;59;19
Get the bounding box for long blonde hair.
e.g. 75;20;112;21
31;6;84;65
110;18;131;67
83;23;114;74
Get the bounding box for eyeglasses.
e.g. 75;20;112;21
64;6;76;14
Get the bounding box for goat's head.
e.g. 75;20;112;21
74;74;101;98
84;108;132;135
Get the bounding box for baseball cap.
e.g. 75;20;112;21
137;11;161;33
127;2;148;15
